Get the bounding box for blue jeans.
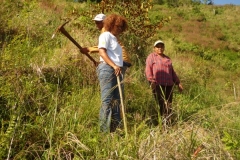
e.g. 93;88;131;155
97;63;122;132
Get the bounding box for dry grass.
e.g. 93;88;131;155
159;5;240;51
138;122;233;160
1;1;240;159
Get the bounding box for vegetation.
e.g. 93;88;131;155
0;0;239;159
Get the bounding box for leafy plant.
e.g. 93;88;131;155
222;131;239;150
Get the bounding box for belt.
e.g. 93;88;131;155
123;61;132;67
99;62;124;69
100;61;131;67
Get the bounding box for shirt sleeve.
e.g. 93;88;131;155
98;32;109;49
88;28;106;53
172;68;180;85
145;54;155;83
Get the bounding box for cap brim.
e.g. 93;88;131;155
93;18;103;21
154;40;164;46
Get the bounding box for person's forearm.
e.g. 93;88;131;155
145;67;155;83
88;46;99;53
172;69;180;84
99;48;117;68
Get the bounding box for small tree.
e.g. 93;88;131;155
91;0;169;64
70;0;170;64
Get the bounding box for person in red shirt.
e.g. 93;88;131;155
145;40;183;125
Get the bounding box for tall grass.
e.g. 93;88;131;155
0;0;240;159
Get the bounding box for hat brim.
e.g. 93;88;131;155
93;18;103;21
154;40;164;46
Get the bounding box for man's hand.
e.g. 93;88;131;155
80;47;89;54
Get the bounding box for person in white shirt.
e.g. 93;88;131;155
97;14;128;133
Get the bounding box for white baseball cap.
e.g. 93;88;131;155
93;13;106;21
154;40;164;47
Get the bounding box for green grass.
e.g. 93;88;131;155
0;0;240;159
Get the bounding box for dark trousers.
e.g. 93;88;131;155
152;85;174;120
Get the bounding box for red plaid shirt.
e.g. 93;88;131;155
145;52;180;86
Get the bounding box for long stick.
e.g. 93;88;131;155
117;75;128;137
59;27;97;66
52;21;98;66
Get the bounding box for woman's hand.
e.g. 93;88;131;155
178;83;183;92
150;82;156;90
99;48;121;74
113;65;121;76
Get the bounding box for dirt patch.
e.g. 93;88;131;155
182;20;227;49
161;17;228;50
39;0;64;14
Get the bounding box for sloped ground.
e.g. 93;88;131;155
0;1;239;159
155;5;240;51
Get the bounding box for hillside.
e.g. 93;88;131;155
0;0;239;159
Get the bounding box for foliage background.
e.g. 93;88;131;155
0;0;239;159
